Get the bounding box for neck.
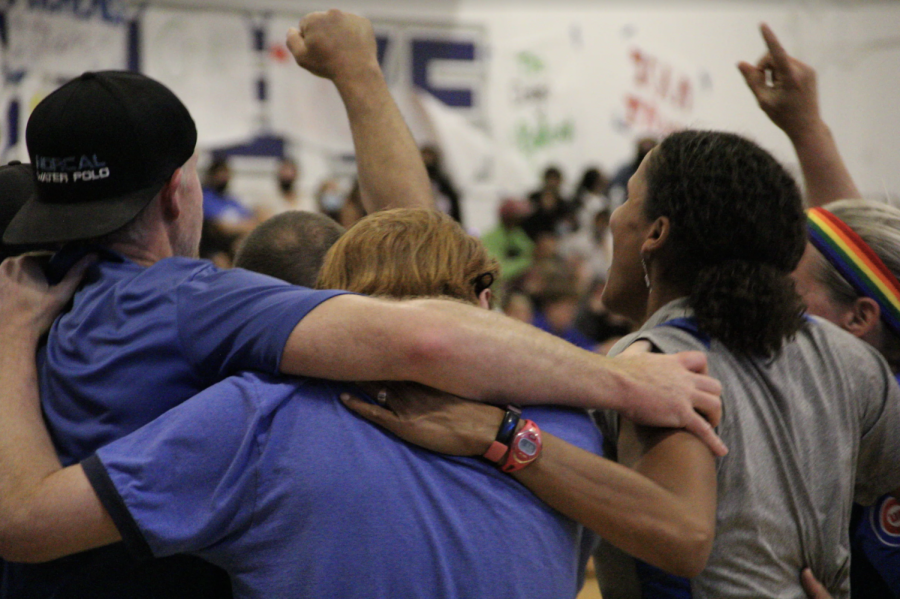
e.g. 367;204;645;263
106;233;176;268
642;281;690;323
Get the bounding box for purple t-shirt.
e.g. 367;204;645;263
39;252;346;466
84;372;603;599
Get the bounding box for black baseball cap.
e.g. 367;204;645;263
3;71;197;245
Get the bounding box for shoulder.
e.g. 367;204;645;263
795;317;892;385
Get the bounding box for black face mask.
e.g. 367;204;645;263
279;179;294;194
211;181;229;194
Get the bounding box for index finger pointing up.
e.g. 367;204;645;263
760;23;790;68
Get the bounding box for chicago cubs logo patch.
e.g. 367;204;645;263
870;495;900;546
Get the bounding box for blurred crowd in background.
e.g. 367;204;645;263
199;138;660;354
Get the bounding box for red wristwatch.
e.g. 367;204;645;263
500;420;542;473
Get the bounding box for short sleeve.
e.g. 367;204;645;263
83;375;266;558
855;369;900;505
176;266;347;379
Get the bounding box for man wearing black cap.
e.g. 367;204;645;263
0;9;723;599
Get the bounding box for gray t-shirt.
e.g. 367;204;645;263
595;298;900;599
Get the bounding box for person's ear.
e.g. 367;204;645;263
640;216;670;256
159;168;184;221
842;296;881;339
478;288;492;310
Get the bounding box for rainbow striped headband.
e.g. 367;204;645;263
807;207;900;336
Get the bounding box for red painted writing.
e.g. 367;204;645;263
630;48;693;113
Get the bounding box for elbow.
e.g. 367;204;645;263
396;302;457;375
0;528;50;564
0;503;62;564
663;517;714;579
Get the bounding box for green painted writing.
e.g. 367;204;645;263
516;51;545;75
515;114;575;156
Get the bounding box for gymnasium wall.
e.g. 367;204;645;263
2;0;898;232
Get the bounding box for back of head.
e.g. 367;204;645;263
645;130;806;356
811;199;900;365
317;208;498;305
3;71;196;246
235;211;345;288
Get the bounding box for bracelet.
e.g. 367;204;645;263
482;405;522;464
500;419;542;473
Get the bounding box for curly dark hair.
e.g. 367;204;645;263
644;130;806;356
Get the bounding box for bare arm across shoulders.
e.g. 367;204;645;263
738;23;860;207
0;256;120;562
287;10;432;213
282;293;724;443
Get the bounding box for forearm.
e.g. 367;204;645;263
334;67;433;213
513;434;713;577
282;295;628;409
0;328;66;552
788;118;861;207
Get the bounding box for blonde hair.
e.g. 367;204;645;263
317;208;499;305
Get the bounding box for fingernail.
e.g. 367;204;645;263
340;393;350;402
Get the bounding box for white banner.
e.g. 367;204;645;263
5;4;127;77
141;7;256;148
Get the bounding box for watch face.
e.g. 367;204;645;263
518;437;538;457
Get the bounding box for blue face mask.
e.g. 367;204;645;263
320;192;344;212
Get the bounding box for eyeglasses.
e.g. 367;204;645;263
472;272;494;295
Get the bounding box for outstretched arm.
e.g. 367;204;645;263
738;24;861;207
287;10;432;213
281;293;724;449
0;256;120;562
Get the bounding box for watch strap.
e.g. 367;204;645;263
483;405;522;465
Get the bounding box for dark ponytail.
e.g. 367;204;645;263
691;260;805;356
645;131;807;357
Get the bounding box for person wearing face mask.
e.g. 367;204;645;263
200;157;261;266
256;158;315;221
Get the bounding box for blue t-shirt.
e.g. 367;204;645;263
202;188;254;223
851;375;900;599
2;252;345;599
84;372;603;599
532;311;597;352
40;254;345;466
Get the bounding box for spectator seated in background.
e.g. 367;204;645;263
200;157;260;266
501;291;534;324
571;167;610;230
315;178;346;222
532;274;597;352
0;209;605;599
256;158;312;221
523;166;575;240
481;197;534;288
421;145;462;224
573;277;634;354
234;210;345;289
561;208;614;288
